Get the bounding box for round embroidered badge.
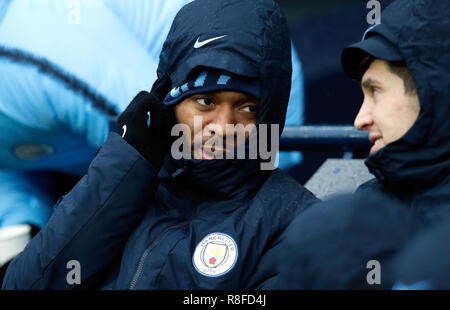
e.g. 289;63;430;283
192;232;238;277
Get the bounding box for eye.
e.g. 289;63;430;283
196;97;214;107
242;105;258;113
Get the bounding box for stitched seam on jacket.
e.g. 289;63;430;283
0;45;118;116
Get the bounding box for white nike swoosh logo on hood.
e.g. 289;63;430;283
194;35;227;48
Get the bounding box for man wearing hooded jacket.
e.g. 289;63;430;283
1;0;318;290
271;0;449;289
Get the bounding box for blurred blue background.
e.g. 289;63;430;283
0;0;395;229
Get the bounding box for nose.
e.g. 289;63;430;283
206;105;236;138
354;99;373;131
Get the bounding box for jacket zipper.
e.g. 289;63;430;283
129;221;189;290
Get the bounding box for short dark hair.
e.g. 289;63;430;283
386;61;417;96
362;55;417;96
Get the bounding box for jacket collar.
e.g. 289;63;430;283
158;155;269;202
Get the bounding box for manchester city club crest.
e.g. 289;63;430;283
192;232;238;277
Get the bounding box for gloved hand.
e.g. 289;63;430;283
117;91;174;170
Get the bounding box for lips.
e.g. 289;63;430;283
369;134;384;154
200;147;230;160
201;149;217;160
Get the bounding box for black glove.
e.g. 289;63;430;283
117;91;173;170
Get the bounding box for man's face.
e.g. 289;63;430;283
354;59;420;155
174;90;259;159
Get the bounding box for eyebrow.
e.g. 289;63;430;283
198;92;259;105
361;78;382;90
236;95;259;106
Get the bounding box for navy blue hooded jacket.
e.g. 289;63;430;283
392;217;450;290
353;0;450;230
2;0;318;290
269;0;450;290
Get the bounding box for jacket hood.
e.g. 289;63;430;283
358;0;450;191
151;0;292;198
